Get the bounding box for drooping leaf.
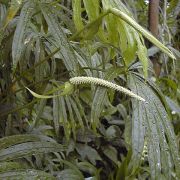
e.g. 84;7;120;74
72;0;84;31
83;0;99;21
26;82;74;99
128;73;180;179
12;1;34;68
0;134;45;150
3;0;23;29
0;141;65;161
0;169;56;179
110;8;175;59
135;35;148;78
40;4;78;76
91;87;107;130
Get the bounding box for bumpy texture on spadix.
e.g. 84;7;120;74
70;76;145;102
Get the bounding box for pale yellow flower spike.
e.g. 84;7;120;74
70;76;145;102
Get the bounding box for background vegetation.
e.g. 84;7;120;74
0;0;179;179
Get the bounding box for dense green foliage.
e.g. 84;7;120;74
0;0;179;179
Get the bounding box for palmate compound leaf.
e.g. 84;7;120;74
72;0;175;78
53;93;86;140
40;2;78;76
102;0;137;65
128;73;180;179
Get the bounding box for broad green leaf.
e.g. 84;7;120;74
0;169;56;179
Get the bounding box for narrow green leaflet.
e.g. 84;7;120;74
0;169;56;179
128;73;180;179
12;1;34;68
102;0;137;65
26;82;74;99
72;0;84;31
0;134;43;150
128;96;146;171
57;96;70;140
40;4;78;76
26;87;59;99
110;8;175;59
135;35;148;78
83;0;99;21
65;96;77;138
3;0;23;28
91;87;107;130
0;141;65;161
53;94;85;139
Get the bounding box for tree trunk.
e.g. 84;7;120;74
148;0;161;77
